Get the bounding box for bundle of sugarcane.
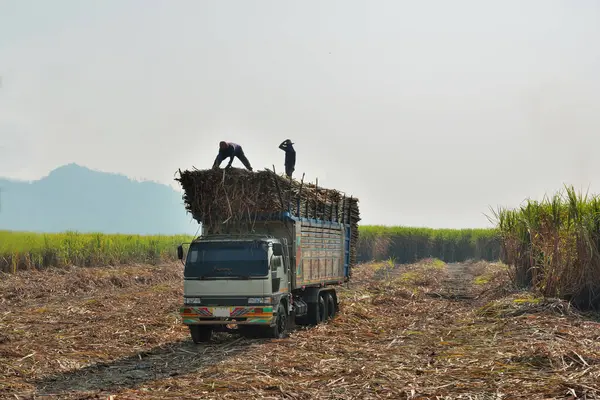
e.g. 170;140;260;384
175;167;361;267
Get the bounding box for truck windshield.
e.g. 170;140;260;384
184;241;269;278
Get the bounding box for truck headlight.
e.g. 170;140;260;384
184;297;202;305
248;297;272;304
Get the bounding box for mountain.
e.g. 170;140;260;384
0;163;200;235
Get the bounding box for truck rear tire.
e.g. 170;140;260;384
308;294;326;325
189;325;212;343
324;291;336;320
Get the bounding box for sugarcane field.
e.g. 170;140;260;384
2;3;600;399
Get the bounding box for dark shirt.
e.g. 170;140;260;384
279;142;296;167
216;142;242;164
285;146;296;167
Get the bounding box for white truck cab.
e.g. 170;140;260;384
178;235;292;342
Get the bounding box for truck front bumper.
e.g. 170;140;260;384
180;306;274;325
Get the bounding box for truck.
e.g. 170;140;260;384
177;210;353;343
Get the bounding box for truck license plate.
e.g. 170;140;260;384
212;307;230;317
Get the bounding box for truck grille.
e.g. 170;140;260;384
196;297;250;306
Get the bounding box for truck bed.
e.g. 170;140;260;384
292;216;349;289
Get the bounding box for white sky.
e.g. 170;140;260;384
1;0;599;228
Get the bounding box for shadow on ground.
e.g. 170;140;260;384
29;333;260;397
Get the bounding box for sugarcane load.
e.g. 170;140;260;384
174;142;360;343
178;167;357;240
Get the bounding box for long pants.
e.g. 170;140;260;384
236;150;252;171
285;164;294;178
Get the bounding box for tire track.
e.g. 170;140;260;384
439;263;476;299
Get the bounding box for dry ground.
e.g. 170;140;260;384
1;260;600;400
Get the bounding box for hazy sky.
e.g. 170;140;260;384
1;1;599;228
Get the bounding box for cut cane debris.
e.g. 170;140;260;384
0;261;599;398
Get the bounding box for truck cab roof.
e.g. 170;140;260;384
191;234;282;244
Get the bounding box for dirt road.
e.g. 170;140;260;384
1;260;599;399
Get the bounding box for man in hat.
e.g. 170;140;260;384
212;141;253;171
278;139;296;178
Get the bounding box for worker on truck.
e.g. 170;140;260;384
212;141;253;171
278;139;296;178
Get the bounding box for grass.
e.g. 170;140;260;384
0;231;193;272
1;225;504;274
490;185;600;310
357;225;501;263
0;225;501;276
473;274;494;285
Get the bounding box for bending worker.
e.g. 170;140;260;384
212;141;253;171
278;139;296;178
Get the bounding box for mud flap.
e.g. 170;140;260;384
288;309;297;331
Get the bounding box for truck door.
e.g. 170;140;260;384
281;238;291;289
271;242;288;294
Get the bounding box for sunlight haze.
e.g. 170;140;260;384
1;0;599;228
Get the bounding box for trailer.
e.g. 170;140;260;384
177;211;353;342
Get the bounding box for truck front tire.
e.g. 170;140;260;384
266;303;288;339
189;325;212;343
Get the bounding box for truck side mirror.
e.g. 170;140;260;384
272;243;283;256
177;245;184;260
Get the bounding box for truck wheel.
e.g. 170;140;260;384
189;325;212;343
319;292;329;322
308;294;326;325
324;292;336;320
267;303;288;339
